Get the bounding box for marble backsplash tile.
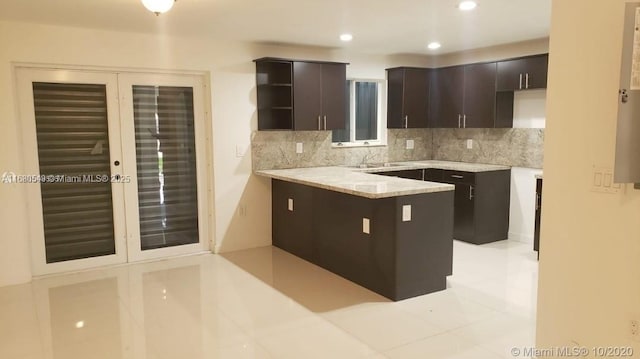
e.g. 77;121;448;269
431;128;544;169
251;129;433;170
251;128;543;170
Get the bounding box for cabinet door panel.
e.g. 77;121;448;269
404;68;429;128
496;59;526;91
387;69;405;129
272;180;314;261
293;62;322;130
463;63;497;128
524;55;549;90
321;63;347;130
453;183;475;242
430;66;464;128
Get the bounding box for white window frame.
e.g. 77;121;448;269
332;79;387;148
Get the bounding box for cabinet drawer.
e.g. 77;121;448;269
373;169;424;180
442;170;475;184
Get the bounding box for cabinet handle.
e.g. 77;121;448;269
317;115;321;130
404;115;408;128
519;73;523;90
458;114;461;128
535;193;540;210
525;73;530;89
323;115;327;130
469;185;474;200
463;114;466;128
451;175;464;179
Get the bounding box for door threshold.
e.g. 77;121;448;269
32;250;213;281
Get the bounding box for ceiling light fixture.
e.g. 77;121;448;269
340;34;353;42
141;0;176;16
427;42;442;50
458;1;477;11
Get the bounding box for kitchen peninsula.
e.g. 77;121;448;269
256;160;510;301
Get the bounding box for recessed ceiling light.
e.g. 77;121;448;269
458;1;477;11
340;34;353;42
427;42;442;50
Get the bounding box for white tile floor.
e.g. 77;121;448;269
0;240;538;359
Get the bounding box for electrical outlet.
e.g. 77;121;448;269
402;205;412;222
362;218;370;234
466;139;473;149
296;142;303;154
406;139;414;150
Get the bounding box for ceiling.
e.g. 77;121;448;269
0;0;552;55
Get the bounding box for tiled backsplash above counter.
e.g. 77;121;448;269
432;128;544;169
251;128;543;170
251;129;432;171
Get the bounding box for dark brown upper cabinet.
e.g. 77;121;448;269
496;54;549;91
386;68;430;128
430;63;497;128
430;66;464;128
255;57;347;131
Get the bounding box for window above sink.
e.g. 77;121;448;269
332;79;387;148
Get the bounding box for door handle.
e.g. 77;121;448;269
525;73;530;89
519;73;523;90
323;115;327;130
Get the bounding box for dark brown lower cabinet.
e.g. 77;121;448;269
440;170;511;244
534;178;542;259
271;179;454;301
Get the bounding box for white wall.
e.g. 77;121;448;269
537;0;640;351
0;20;430;287
509;90;546;244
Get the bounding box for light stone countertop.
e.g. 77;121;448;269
535;173;543;179
255;160;511;199
354;160;511;174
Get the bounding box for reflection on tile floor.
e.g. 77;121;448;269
0;240;538;359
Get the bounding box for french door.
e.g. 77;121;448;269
17;68;210;276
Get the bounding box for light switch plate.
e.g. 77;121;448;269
406;139;415;150
296;142;303;154
287;198;294;212
592;166;622;193
466;139;473;149
235;144;247;157
362;218;370;234
402;205;412;222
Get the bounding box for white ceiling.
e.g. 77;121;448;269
0;0;552;55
